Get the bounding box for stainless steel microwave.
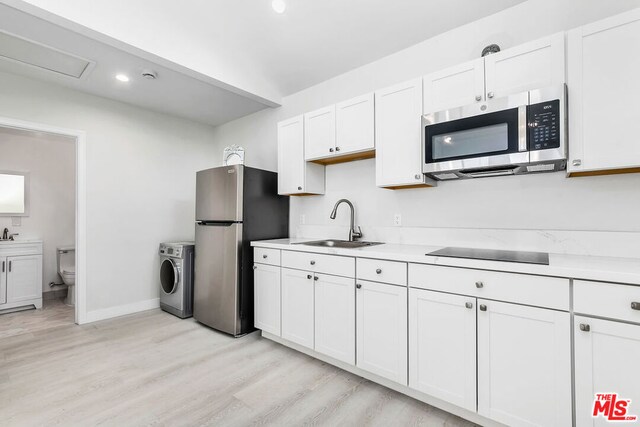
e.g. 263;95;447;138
422;85;567;180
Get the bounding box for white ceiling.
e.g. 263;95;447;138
1;0;526;125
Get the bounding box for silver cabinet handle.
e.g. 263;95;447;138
415;174;421;180
356;283;362;289
475;95;482;102
335;147;340;152
307;274;312;280
297;186;302;191
479;304;487;311
572;159;582;167
631;302;640;311
310;260;315;265
465;302;473;309
329;148;334;152
375;268;382;274
8;261;11;273
487;92;495;99
314;276;319;281
1;261;4;272
262;254;268;259
579;323;591;332
475;281;484;289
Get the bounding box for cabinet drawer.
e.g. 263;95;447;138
408;263;569;311
357;258;407;286
574;280;640;324
254;247;280;266
282;250;355;278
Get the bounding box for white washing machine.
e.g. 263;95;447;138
159;242;195;318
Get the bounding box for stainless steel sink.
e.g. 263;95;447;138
294;239;383;249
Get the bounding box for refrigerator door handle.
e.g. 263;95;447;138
196;221;237;226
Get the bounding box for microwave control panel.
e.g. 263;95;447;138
527;99;560;151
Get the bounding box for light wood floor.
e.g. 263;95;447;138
0;303;476;426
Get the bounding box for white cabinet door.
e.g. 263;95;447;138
408;289;476;412
6;255;42;304
314;274;355;365
277;115;325;195
0;257;6;305
281;268;314;349
375;78;430;189
423;58;485;113
485;32;565;100
253;263;281;336
335;93;375;156
477;300;571;427
356;280;407;384
304;105;336;161
575;316;640;427
567;10;640;175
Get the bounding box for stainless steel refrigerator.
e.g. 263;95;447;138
194;165;289;336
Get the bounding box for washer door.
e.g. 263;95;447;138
160;258;179;294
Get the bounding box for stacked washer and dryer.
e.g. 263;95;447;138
158;242;195;318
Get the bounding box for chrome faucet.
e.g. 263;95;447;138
329;199;363;242
1;228;7;240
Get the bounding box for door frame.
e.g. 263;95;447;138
0;115;87;324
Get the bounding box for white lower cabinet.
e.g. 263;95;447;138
574;316;640;427
4;255;42;305
477;300;572;427
253;263;281;336
281;268;314;349
314;274;355;364
408;289;476;412
356;280;407;384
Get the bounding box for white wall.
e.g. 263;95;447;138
209;0;640;258
0;128;75;293
0;71;219;314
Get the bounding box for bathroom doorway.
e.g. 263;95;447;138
0;116;87;325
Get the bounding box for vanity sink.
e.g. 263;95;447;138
295;239;383;249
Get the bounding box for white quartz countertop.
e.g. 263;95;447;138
0;239;43;245
252;238;640;286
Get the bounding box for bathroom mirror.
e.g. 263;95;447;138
0;171;29;216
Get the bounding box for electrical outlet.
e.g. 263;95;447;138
300;214;306;225
393;214;402;226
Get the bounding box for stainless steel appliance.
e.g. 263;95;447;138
427;247;549;265
159;242;195;318
422;85;566;180
194;165;289;336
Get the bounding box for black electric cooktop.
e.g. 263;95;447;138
427;247;550;265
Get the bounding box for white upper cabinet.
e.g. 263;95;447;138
574;316;640;427
567;9;640;176
484;32;565;99
335;93;375;156
477;300;572;427
375;78;433;189
277;115;325;196
304;105;336;161
314;274;355;365
423;58;485;114
409;289;477;412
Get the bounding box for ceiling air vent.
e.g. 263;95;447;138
0;30;91;78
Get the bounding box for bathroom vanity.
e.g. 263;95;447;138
0;240;43;312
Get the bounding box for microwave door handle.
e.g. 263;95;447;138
518;105;528;152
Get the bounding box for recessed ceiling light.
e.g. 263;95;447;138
115;74;130;82
272;0;286;14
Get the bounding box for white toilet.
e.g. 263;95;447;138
57;246;76;305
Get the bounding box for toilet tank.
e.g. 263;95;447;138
57;246;75;272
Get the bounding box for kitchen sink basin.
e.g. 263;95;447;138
295;239;383;249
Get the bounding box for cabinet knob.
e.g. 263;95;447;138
262;254;268;259
356;283;362;289
487;92;495;99
579;323;591;332
415;174;422;180
307;274;312;280
465;302;473;309
572;159;582;167
297;186;302;191
475;281;484;289
314;276;319;281
310;260;315;265
329;148;334;152
253;265;257;270
479;304;487;311
335;146;340;152
375;268;382;274
475;95;482;102
631;302;640;311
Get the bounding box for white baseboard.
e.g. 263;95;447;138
84;298;160;324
